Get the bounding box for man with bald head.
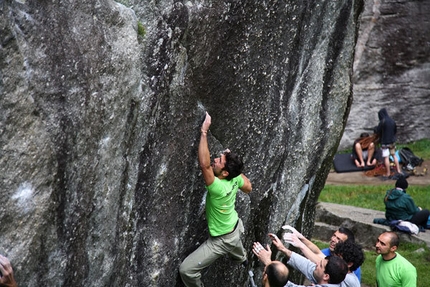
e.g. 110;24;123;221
262;261;289;287
375;231;416;287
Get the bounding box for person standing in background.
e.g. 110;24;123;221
375;108;402;179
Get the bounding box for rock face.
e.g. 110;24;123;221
0;0;362;286
340;0;430;150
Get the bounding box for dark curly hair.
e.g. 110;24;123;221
223;151;244;180
325;256;349;284
334;240;365;272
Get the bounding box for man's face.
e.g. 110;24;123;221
375;233;394;255
313;258;329;283
329;231;348;251
212;154;226;177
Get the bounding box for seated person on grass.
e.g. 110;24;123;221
384;177;430;230
352;132;378;168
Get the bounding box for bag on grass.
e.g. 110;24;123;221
390;220;419;235
399;147;423;171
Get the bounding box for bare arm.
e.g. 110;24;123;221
282;225;325;259
269;233;292;258
199;112;215;186
240;174;252;194
298;236;325;259
252;242;272;266
283;234;323;264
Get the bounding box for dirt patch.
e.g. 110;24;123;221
326;160;430;186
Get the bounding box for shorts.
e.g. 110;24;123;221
381;144;395;157
362;150;368;160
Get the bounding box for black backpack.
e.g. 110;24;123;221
398;147;423;170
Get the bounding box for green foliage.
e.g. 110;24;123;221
137;21;146;37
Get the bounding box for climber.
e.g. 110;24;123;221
179;112;252;287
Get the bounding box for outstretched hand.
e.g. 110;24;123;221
282;225;304;239
283;233;304;248
201;112;211;133
252;242;272;266
0;255;18;287
268;233;286;251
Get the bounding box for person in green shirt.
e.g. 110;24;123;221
375;231;417;287
179;112;252;287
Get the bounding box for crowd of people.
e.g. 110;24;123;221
351;108;406;180
252;229;416;287
177;111;423;287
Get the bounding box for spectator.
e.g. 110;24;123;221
179;112;252;287
375;231;416;287
253;234;348;287
375;108;402;179
283;225;362;282
284;233;363;287
250;243;289;287
384;177;430;230
352;132;378;168
263;261;289;287
0;255;18;287
333;241;364;287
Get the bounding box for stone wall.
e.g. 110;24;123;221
340;0;430;150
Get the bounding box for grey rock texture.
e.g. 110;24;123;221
340;0;430;150
1;0;362;286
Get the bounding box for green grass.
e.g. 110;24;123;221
317;138;430;286
397;139;430;159
319;185;430;212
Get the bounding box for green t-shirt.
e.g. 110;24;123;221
205;175;244;236
375;253;417;287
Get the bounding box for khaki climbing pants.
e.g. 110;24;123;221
179;218;246;287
